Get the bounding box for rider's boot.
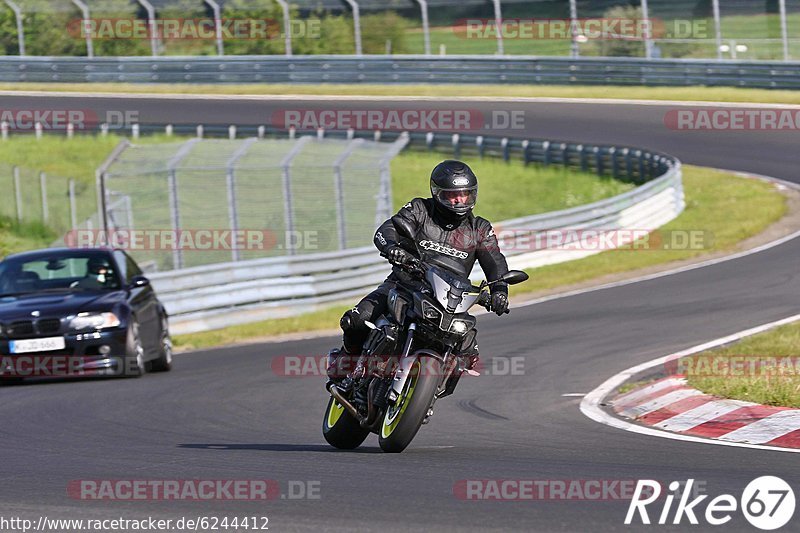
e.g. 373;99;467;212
326;346;356;393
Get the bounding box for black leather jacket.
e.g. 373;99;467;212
373;198;510;293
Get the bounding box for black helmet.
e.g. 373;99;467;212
430;160;478;222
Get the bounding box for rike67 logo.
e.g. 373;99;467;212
625;477;795;530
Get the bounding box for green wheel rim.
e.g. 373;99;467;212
326;398;346;429
381;360;420;438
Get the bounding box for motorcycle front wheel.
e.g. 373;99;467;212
322;395;370;449
378;355;440;453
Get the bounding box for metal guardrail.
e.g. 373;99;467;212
145;129;683;334
2;55;800;89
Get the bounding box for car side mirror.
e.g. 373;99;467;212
130;275;150;289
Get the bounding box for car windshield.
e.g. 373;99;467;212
0;254;121;296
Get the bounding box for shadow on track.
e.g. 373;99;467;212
178;443;383;453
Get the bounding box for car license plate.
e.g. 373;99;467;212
9;337;66;354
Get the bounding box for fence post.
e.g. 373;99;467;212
640;0;653;59
578;145;587;172
779;0;790;60
415;0;431;55
40;172;48;224
426;132;434;151
225;138;257;262
275;0;293;56
452;133;460;159
501;137;509;162
542;140;551;166
3;1;25;56
69;179;78;231
1;121;7;140
712;0;723;60
13;166;22;222
609;147;619;178
560;143;569;167
476;136;484;159
333;138;365;250
280;137;312;256
521;140;529;165
167;169;182;269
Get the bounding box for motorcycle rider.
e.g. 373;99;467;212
329;160;511;387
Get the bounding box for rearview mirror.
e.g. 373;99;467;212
391;215;416;241
500;270;529;285
130;275;150;288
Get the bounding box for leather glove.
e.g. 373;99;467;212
491;291;509;316
386;245;412;266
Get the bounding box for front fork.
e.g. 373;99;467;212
388;322;417;402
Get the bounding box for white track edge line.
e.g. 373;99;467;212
580;313;800;453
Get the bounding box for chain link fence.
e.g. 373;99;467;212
0;162;95;236
93;134;406;272
2;1;799;60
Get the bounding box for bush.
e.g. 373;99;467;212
362;11;409;54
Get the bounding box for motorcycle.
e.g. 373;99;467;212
323;216;529;453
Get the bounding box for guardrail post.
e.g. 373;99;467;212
501;137;509;162
622;148;631;179
13;165;22;222
34;122;42;140
3;1;25;56
542;140;551;166
69;179;78;231
577;145;587;172
39;172;48;224
426;132;434;151
452;134;460;159
561;143;569;167
521;140;530;165
609;147;619;179
476;136;485;158
229;125;237;140
594;146;603;175
196;125;204;138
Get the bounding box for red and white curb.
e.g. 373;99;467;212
581;313;800;453
612;376;800;449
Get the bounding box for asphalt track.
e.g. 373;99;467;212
1;94;800;532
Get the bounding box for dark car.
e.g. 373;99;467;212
0;248;171;380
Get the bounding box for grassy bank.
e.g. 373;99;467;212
3;83;800;105
683;322;800;408
174;165;787;351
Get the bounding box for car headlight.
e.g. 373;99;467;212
69;312;120;331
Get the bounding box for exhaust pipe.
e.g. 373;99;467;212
327;383;365;423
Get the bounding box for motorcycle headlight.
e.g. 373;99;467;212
450;319;470;334
69;312;120;331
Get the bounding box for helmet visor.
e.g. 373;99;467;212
433;186;477;212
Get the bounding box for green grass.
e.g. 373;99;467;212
508;165;786;296
173;165;786;351
3;83;800;105
391;150;633;219
683;322;800;407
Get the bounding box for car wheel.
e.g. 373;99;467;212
124;320;146;378
150;316;172;372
